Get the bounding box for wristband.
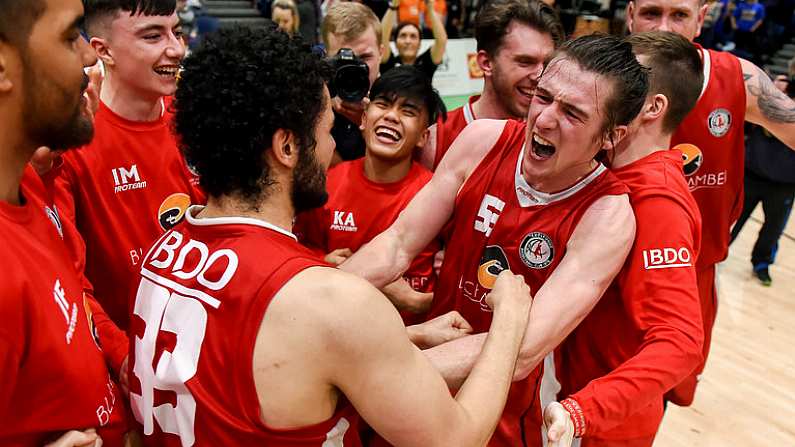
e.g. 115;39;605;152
560;398;586;437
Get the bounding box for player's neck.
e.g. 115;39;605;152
363;152;412;183
612;127;672;169
200;192;295;234
474;83;517;120
399;53;418;65
522;158;599;194
100;72;165;122
0;122;31;205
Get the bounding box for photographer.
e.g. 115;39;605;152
730;63;795;286
322;2;385;163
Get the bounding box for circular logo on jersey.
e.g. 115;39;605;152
674;143;704;176
707;108;731;137
519;232;554;269
477;245;510;289
158;193;191;230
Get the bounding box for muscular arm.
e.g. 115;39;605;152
741;59;795;149
562;196;703;436
340;119;506;287
426;0;448;65
259;267;531;446
424;194;636;387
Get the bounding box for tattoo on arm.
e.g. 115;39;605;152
745;69;795;123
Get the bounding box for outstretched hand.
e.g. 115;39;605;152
544;402;575;447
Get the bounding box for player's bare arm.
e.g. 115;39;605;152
407;310;474;349
340;119;507;287
741;59;795;149
423;194;636;385
254;266;532;446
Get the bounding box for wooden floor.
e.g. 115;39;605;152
655;206;795;446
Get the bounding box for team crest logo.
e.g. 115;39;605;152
675;143;704;176
158;193;191;230
477;245;510;289
707;108;731;137
83;294;101;349
519;232;554;269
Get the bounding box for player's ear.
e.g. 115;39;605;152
91;37;114;67
477;50;494;77
645;93;667;123
0;42;12;93
601;125;629;152
270;128;299;169
416;126;430;150
625;2;636;33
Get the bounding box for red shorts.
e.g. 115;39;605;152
665;263;717;406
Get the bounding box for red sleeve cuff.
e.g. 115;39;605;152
561;397;586;437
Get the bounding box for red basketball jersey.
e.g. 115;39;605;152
432;120;629;446
432;95;478;170
0;167;127;446
54;98;205;336
555;150;703;441
128;207;360;446
671;47;745;269
293;158;438;324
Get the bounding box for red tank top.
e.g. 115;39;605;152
128;208;360;446
671;47;745;269
432;95;479;170
432;120;629;446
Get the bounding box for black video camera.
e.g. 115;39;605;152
328;48;370;103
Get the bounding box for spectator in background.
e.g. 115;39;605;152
696;0;724;48
272;0;301;35
395;0;447;31
731;0;765;60
730;67;795;286
321;2;385;163
380;0;448;80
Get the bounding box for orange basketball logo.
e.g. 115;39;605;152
477;246;510;289
674;143;703;176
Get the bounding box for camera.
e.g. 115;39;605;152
328;48;370;103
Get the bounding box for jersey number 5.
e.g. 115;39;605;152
130;278;207;447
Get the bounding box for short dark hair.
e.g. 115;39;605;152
393;22;420;43
475;0;564;56
84;0;176;36
369;65;446;125
550;33;649;137
0;0;46;45
627;31;703;133
174;25;331;200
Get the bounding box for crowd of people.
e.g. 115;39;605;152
1;0;794;447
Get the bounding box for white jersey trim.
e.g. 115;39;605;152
514;145;608;207
463;99;476;124
185;205;297;240
698;48;711;101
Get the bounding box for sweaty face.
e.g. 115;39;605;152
326;29;382;89
292;88;336;212
627;0;706;41
396;25;421;60
272;8;295;34
104;11;186;100
22;0;98;150
522;58;612;192
486;22;555;119
362;94;429;162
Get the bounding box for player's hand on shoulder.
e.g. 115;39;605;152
485;270;532;317
409;311;473;349
544;402;575;447
45;429;101;447
324;248;354;266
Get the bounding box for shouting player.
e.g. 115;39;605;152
342;34;646;446
0;0;128;444
127;26;535;446
626;0;795;406
421;0;564;170
549;31;706;446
